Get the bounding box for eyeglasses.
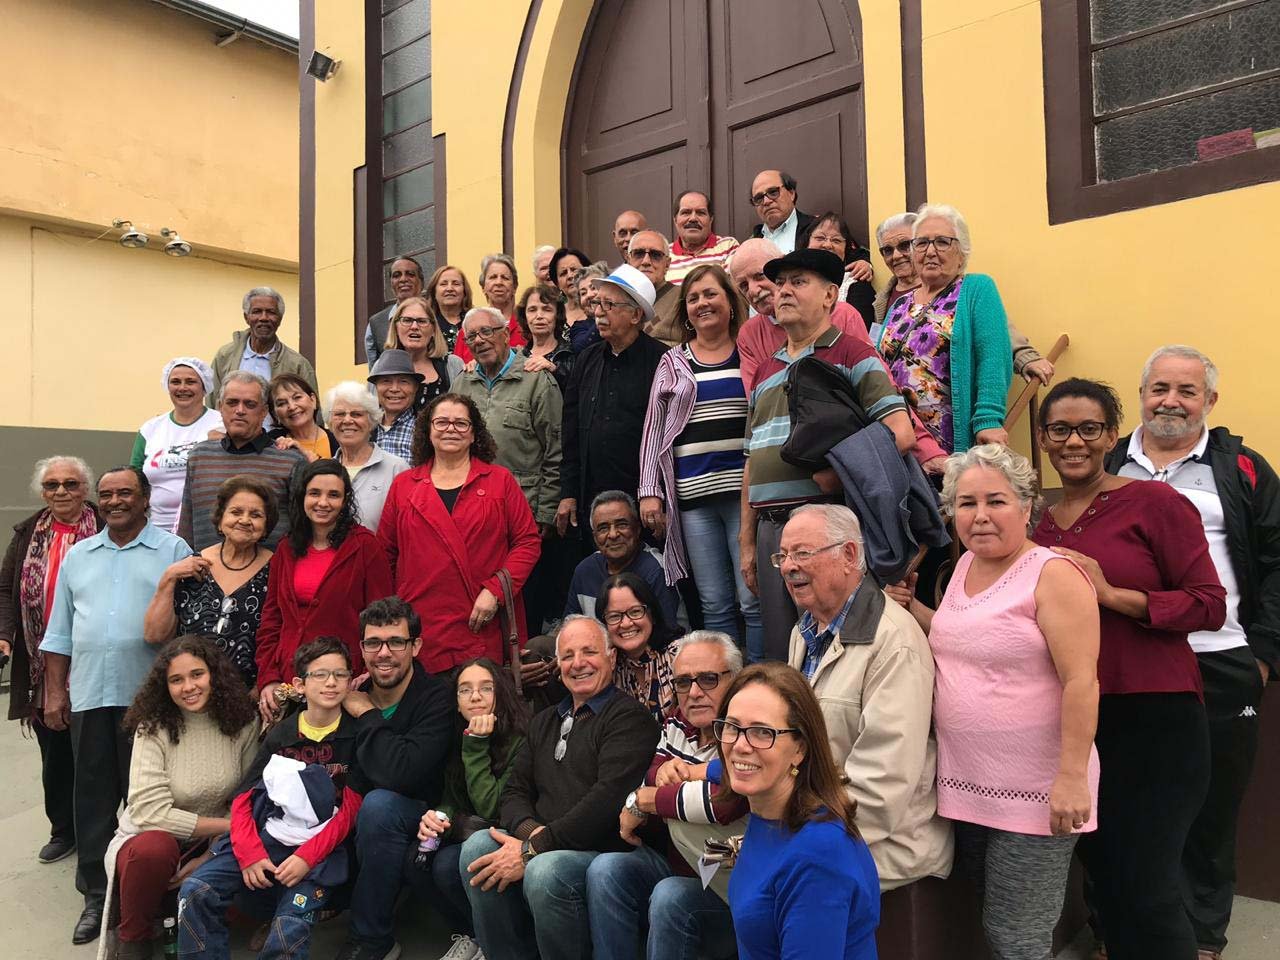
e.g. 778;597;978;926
554;713;574;762
360;636;412;653
878;240;913;258
305;668;354;682
214;597;237;636
672;671;732;693
1043;421;1107;443
396;316;434;327
430;417;473;433
603;604;648;626
457;683;495;699
910;236;959;252
749;185;784;206
41;479;82;492
629;248;666;262
712;718;801;749
597;297;636;314
463;324;506;343
770;541;848;568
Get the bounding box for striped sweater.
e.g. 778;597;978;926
668;234;740;286
177;434;305;550
646;710;749;825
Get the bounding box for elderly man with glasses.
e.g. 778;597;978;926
460;615;659;960
626;230;682;347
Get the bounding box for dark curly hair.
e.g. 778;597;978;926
797;211;866;267
1039;377;1123;431
548;248;591;297
596;571;681;652
516;283;567;344
410;392;497;467
211;474;279;540
674;264;749;343
450;656;531;767
288;459;360;558
123;636;257;744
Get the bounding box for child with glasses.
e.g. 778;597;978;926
177;637;368;959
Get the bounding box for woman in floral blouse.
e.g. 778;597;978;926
596;572;682;722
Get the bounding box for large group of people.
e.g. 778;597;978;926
0;168;1274;960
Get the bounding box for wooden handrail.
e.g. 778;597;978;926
1005;334;1070;431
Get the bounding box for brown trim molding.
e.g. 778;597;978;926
900;0;927;210
298;0;317;363
502;0;544;254
353;165;368;362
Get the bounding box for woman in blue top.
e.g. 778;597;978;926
716;662;880;960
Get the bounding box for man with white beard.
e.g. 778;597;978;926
1105;344;1279;960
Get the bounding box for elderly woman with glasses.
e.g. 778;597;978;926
324;380;409;533
0;456;101;865
596;572;684;722
385;295;466;403
378;393;542;675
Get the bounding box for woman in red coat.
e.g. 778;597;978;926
255;459;393;722
378;393;541;674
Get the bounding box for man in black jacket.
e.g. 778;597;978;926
460;615;659;960
555;264;668;545
334;597;456;960
1104;344;1278;959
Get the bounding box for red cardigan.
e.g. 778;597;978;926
255;525;394;688
378;459;541;674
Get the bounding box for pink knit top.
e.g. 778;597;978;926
929;546;1100;836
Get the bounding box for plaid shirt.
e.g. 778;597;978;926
798;587;860;680
373;408;416;462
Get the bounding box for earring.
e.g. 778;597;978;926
789;764;799;777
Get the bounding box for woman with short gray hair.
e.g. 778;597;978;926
0;455;102;864
456;254;527;363
325;380;408;532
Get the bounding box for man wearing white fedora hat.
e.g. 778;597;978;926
557;264;670;543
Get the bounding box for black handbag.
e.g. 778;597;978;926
779;356;873;470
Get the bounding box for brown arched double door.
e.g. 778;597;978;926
564;0;867;261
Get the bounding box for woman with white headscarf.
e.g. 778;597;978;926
130;358;225;532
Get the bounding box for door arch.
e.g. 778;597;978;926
564;0;868;261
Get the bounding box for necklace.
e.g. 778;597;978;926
220;541;259;572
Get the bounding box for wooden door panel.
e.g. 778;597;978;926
581;149;684;263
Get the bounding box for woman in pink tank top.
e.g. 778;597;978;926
888;444;1100;960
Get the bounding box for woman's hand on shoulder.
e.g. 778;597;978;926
166;555;211;584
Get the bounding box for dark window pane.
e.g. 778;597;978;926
1096;75;1280;180
383;122;432;176
1094;4;1280;114
383;0;430;53
383;208;435;256
384;78;431;135
384;164;434;218
383;0;414;12
383;34;430;94
1091;0;1239;43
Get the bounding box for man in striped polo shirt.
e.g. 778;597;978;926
177;371;305;550
739;248;915;661
668;190;739;286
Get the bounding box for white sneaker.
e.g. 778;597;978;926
439;934;481;960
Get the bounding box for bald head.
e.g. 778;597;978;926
729;237;783;317
612;210;647;261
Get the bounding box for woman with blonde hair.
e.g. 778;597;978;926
425;264;474;352
385;295;465;406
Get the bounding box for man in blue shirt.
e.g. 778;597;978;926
41;466;193;945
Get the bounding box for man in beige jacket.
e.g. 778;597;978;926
777;502;953;890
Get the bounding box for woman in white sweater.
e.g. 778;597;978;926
99;636;259;959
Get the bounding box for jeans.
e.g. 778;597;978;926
407;841;474;935
586;844;736;960
461;830;598;960
178;850;326;959
681;497;763;662
349;789;429;950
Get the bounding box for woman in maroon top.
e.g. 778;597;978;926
254;459;393;723
1032;378;1225;960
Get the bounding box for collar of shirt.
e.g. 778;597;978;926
1126;424;1209;477
476;348;519;389
671;233;722;257
220;432;273;455
83;522;168;553
769;322;841;363
762;208;799;251
799;584;861;672
241;340;278;362
557;683;619;718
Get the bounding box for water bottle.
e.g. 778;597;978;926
414;811;449;866
162;916;178;957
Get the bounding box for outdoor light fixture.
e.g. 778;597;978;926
306;50;340;81
161;227;192;257
113;219;148;248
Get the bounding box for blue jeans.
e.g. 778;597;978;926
587;844;737;960
178;849;326;959
680;497;763;662
348;789;429;949
407;841;474;935
461;830;598;960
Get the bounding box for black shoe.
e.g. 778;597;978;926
37;837;75;864
72;904;102;945
333;940;401;960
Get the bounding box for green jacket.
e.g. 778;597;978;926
454;358;563;525
439;732;526;826
209;328;318;407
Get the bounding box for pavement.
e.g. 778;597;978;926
1;679;1276;959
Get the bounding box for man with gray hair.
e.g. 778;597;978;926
1104;344;1278;958
626;229;681;346
209;286;317;407
774;503;953;890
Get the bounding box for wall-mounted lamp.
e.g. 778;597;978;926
112;219;148;248
160;228;191;257
306;50;340;82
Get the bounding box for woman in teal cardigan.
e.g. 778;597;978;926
414;657;530;956
877;203;1013;453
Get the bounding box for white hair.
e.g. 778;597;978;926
940;443;1041;520
31;456;94;497
913;203;972;266
555;613;612;655
462;306;508;330
875;212;918;246
242;286;286;317
479;253;518;288
627;231;672;257
1141;344;1219;396
532;245;556;270
676;630;743;674
323;380;382;424
788;504;866;572
220;370;270;406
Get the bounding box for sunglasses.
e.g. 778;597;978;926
41;480;83;492
878;240;913;258
554;713;574;762
749;185;784;206
630;248;667;262
672;671;732;693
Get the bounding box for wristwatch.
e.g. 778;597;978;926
625;790;647;821
520;839;537;865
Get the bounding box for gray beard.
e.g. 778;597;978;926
1144;411;1203;440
